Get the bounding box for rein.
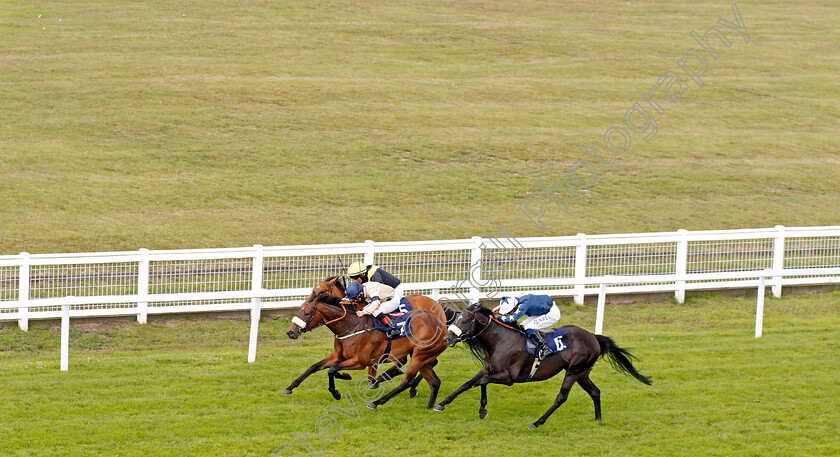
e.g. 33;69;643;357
453;312;526;342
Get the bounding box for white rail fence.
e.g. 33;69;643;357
2;225;840;371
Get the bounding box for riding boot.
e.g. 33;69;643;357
375;314;401;338
532;331;552;360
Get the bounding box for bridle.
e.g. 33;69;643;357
294;278;364;334
448;309;492;342
448;308;523;342
294;279;343;334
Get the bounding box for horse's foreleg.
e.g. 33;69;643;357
434;370;512;412
283;352;341;395
433;370;486;411
479;384;488;419
529;372;580;429
326;358;368;400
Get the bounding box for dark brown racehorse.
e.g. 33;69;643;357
284;279;451;409
434;303;651;428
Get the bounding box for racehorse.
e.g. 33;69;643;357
433;303;651;429
284;279;451;409
285;276;454;395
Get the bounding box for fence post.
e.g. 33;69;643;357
755;274;767;338
574;234;587;305
248;244;264;363
18;252;30;332
675;229;688;304
771;225;785;298
60;300;71;372
469;236;483;304
137;248;150;324
364;240;376;266
595;279;609;335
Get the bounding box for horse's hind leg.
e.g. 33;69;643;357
371;356;408;388
530;372;580;429
368;355;429;409
411;358;437;399
576;370;601;421
418;361;441;409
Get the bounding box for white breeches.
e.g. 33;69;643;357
521;305;561;330
374;284;405;315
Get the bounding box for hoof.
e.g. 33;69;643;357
409;389;418;399
479;410;488;420
331;391;341;401
367;402;377;410
368;382;379;390
433;405;445;412
528;423;539;430
282;389;293;395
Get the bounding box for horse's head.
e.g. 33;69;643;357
286;297;326;339
287;291;356;339
303;276;346;306
443;303;490;347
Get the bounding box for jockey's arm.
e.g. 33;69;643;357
498;307;525;323
360;296;381;316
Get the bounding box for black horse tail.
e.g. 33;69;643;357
595;335;652;385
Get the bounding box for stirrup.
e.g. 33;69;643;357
537;344;552;360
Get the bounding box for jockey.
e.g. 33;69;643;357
346;261;404;317
344;281;401;338
493;294;561;360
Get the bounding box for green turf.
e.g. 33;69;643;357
1;1;839;254
1;290;838;457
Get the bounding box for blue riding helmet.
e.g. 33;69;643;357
345;282;364;300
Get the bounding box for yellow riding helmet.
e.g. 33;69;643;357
347;261;369;278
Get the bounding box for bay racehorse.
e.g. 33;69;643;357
434;303;651;428
284;278;452;409
286;276;454;393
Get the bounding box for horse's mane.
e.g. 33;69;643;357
464;304;491;365
316;291;356;310
462;303;526;366
473;304;526;333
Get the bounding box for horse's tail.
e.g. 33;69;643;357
595;335;652;385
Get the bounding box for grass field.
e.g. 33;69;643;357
2;1;839;456
1;291;838;457
1;0;839;254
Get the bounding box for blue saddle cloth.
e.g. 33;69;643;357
525;328;569;356
370;298;414;338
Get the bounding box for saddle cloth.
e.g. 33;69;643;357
370;298;414;338
525;328;569;356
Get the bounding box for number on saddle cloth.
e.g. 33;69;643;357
396;297;413;314
372;298;414;338
525;328;569;356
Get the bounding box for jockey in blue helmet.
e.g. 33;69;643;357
344;279;401;338
493;294;561;360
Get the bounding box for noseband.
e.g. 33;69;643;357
448;310;491;342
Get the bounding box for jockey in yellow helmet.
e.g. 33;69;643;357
345;262;404;337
